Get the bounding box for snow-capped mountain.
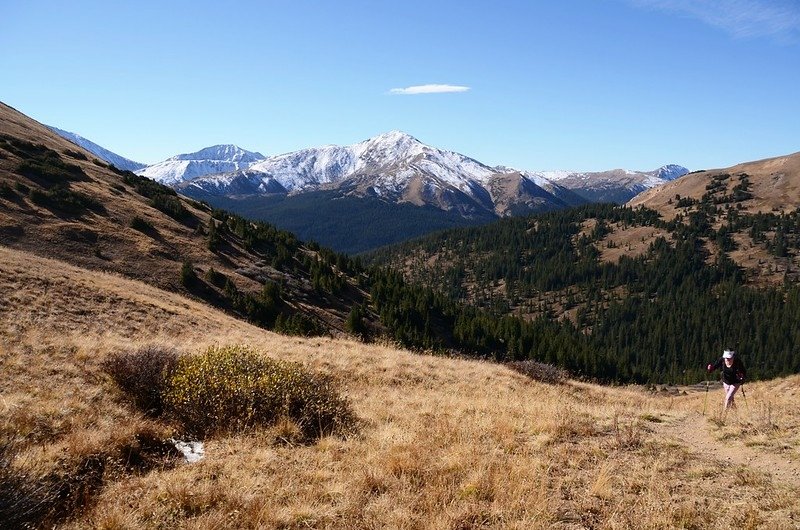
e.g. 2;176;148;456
137;145;266;186
181;131;571;217
540;165;690;203
48;126;146;172
248;130;497;194
655;164;691;181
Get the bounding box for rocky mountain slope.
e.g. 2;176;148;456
177;131;579;218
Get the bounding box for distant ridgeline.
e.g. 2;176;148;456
367;202;800;384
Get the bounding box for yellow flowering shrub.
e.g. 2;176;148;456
163;345;355;439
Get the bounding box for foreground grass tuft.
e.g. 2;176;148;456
0;441;106;529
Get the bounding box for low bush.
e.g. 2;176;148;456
28;185;105;216
0;182;14;200
63;148;88;161
180;261;198;289
506;360;568;385
102;346;180;415
16;151;88;184
129;215;155;233
118;171;193;224
150;194;192;223
204;267;227;288
274;312;324;337
163;345;356;439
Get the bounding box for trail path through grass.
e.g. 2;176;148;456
654;409;800;491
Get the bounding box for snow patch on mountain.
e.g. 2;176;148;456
173;144;265;164
538;170;580;182
48;126;146;172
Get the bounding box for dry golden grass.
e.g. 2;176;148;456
2;245;800;529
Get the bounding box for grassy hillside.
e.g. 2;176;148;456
2;245;799;529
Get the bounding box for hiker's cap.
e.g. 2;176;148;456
723;349;735;359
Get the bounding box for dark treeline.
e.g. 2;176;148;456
368;202;800;384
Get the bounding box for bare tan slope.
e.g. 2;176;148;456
630;151;800;218
2;244;799;528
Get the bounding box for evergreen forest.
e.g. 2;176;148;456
368;186;800;384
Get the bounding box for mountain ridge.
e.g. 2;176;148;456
175;132;603;220
49;122;690;214
48;125;147;172
136;144;266;186
48;123;688;252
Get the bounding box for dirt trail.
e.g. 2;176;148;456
654;410;800;490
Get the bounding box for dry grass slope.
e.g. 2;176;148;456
630;151;800;218
2;245;799;529
0;101;367;334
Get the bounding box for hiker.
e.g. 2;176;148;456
707;349;746;411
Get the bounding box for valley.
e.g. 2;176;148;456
2;245;799;528
4;1;800;527
1;101;798;528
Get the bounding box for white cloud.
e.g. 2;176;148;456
630;0;800;40
388;84;471;95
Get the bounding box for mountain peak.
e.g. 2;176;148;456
172;144;265;163
655;164;689;181
365;130;422;148
374;130;417;141
137;144;266;185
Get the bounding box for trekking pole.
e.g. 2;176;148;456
703;380;709;416
741;384;748;411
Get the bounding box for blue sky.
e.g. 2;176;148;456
1;0;798;171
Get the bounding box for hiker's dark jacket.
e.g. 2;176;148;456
710;357;746;385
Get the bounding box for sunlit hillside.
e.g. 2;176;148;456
2;245;799;529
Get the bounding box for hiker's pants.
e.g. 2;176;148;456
723;382;740;410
